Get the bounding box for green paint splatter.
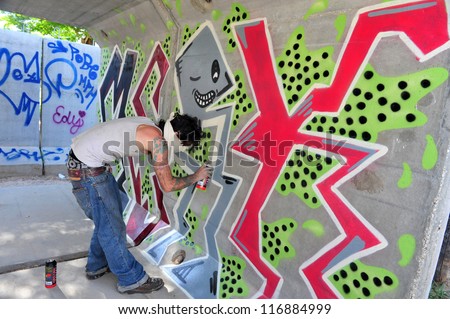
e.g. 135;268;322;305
109;30;118;38
140;23;146;33
179;236;203;255
261;218;298;268
166;20;175;30
212;9;222;21
119;18;128;26
329;260;398;298
175;0;183;18
398;234;416;267
125;36;134;44
398;162;412;189
147;39;155;49
334;14;347;42
219;253;249;299
422;134;438;170
201;205;209;220
162;0;172;9
304;0;329;21
302;219;325;237
129;14;136;26
305;65;448;142
276;149;338;209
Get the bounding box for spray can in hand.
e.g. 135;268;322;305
45;259;57;288
196;176;209;191
196;161;211;191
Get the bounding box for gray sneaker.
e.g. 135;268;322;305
122;277;164;294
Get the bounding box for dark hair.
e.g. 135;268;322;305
158;112;204;147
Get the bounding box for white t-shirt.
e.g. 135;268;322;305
71;117;159;167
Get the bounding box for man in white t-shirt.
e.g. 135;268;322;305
67;113;212;294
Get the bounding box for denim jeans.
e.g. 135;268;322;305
70;171;148;292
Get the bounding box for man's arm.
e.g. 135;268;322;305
151;135;202;192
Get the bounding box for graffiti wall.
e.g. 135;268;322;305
0;29;100;175
89;0;450;298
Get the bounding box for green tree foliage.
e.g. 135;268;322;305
0;10;93;44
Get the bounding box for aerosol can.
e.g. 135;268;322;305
196;162;211;191
45;259;57;288
196;176;209;191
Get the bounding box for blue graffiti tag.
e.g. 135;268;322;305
0;48;50;126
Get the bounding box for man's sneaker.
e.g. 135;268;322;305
86;267;110;280
122;277;164;294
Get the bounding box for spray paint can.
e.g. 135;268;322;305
196;176;209;191
45;259;57;288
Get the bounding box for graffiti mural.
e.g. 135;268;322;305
94;0;450;299
230;0;450;298
0;29;100;167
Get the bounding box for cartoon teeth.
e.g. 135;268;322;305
193;89;216;107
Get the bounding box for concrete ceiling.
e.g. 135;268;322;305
0;0;146;28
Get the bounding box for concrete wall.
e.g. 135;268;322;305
0;29;101;176
87;0;450;299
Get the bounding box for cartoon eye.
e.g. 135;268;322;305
190;76;201;81
211;59;220;83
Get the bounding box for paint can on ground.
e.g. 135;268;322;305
45;259;57;288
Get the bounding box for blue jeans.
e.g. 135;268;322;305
70;171;148;292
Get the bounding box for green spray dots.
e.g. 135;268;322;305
142;70;158;114
172;162;189;197
188;129;212;164
422;134;438;170
163;34;172;58
125;100;135;117
397;162;412;189
100;48;112;77
334;14;347;42
216;69;255;130
276;149;338;209
398;234;416;267
142;166;156;212
219;253;249;299
329;260;398;298
305;66;448;142
175;0;183;17
132;42;145;85
302;219;325;237
212;9;222;21
179;236;203;255
222;3;249;52
261;219;298;268
180;24;201;47
276;25;335;111
304;0;329;20
184;208;199;242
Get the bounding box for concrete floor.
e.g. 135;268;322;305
0;175;186;299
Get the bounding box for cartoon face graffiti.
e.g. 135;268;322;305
175;25;233;111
